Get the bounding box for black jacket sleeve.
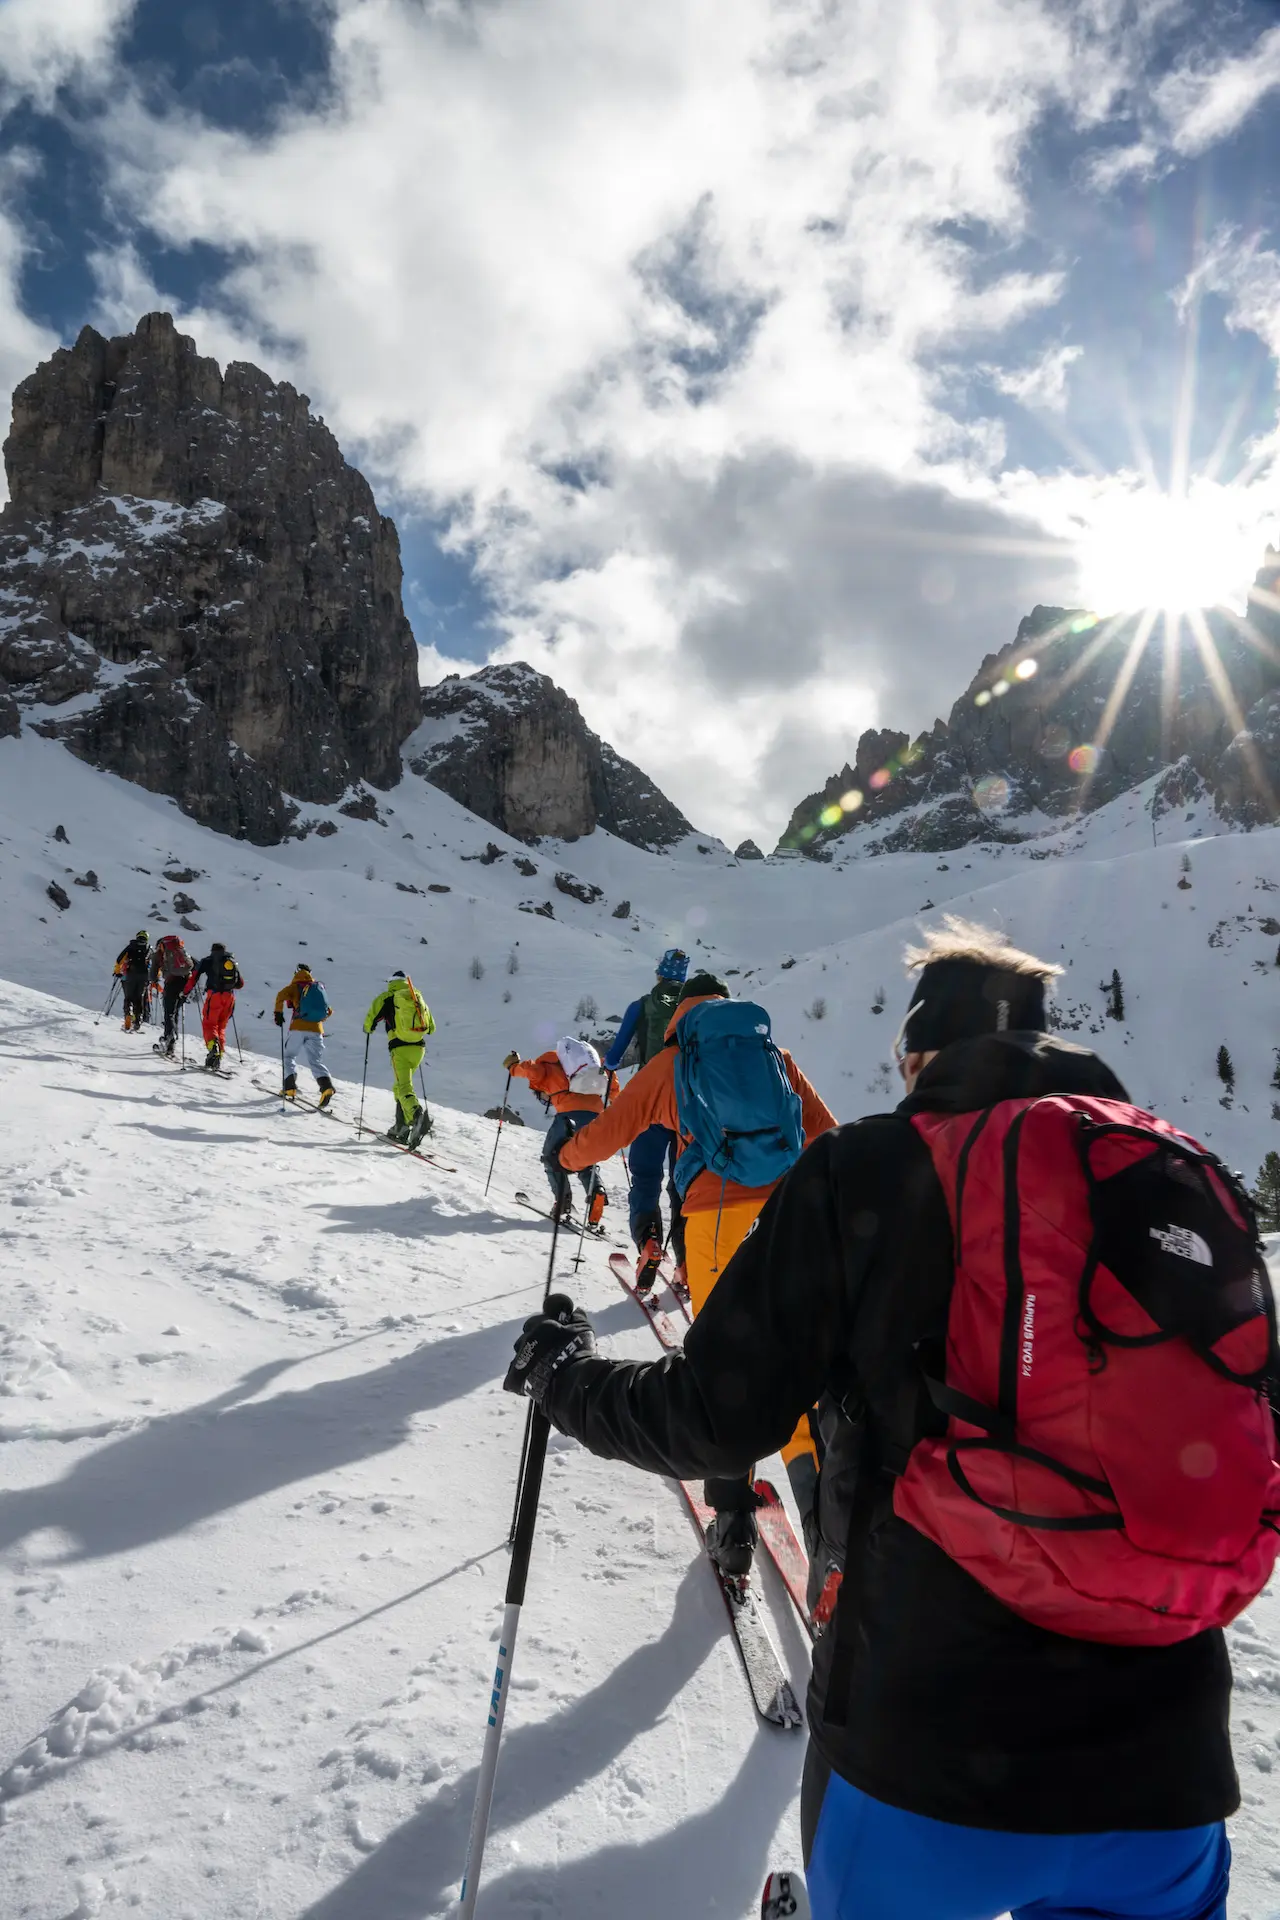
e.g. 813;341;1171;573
544;1126;872;1477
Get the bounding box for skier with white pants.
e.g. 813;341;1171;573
274;964;335;1108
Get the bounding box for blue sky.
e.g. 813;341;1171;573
2;0;1280;839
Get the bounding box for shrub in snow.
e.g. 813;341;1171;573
575;994;599;1022
871;984;886;1014
807;998;827;1021
470;956;484;981
507;949;519;975
1216;1045;1235;1091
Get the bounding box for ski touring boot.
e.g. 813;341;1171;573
204;1043;223;1072
406;1106;432;1149
588;1185;607;1228
635;1236;664;1295
386;1116;411;1145
282;1084;297;1103
317;1083;334;1112
122;1014;133;1032
549;1189;575;1226
704;1507;759;1580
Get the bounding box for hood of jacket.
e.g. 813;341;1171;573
898;1031;1128;1116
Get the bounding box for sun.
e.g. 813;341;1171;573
1074;482;1270;618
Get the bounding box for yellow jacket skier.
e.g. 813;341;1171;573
363;971;436;1146
274;964;336;1108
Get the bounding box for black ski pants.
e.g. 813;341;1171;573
160;977;186;1048
122;970;148;1025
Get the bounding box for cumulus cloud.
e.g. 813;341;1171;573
0;0;1267;840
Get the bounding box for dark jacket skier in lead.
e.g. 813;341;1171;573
504;920;1239;1920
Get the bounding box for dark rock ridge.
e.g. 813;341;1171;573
0;312;420;842
409;662;692;850
780;561;1280;855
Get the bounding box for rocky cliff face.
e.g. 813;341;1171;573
781;560;1280;856
0;313;420;841
408;662;693;849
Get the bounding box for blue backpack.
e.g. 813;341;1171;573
298;980;328;1021
672;1000;805;1198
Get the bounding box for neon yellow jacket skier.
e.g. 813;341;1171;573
363;972;436;1139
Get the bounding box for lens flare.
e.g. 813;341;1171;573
973;775;1010;811
840;789;863;812
1068;744;1099;775
1015;658;1038;681
869;768;891;791
819;804;842;828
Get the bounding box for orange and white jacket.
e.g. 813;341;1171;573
512;1051;619;1116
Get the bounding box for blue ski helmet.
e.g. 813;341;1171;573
656;948;689;982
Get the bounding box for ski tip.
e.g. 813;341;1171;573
762;1869;811;1917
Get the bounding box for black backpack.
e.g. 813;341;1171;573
209;951;241;992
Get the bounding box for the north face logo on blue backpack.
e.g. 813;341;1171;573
672;1000;805;1197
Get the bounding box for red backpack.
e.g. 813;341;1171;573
896;1096;1280;1645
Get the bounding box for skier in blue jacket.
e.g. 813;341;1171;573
604;948;689;1289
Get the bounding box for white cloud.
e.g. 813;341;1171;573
0;0;135;114
1156;23;1280;155
993;342;1083;415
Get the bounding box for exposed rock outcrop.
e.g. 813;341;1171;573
408;662;692;850
781;570;1280;855
0;313;420;842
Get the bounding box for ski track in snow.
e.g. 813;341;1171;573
0;983;811;1918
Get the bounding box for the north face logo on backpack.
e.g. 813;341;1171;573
1151;1223;1212;1265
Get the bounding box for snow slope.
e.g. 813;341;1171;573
3;730;1280;1188
0;982;811;1918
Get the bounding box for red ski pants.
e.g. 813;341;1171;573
202;990;235;1051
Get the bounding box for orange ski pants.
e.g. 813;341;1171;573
683;1197;819;1475
202;990;235;1052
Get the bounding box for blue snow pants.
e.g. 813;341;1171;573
626;1123;677;1241
808;1772;1229;1920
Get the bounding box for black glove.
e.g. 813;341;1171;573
274;1011;285;1027
503;1294;596;1407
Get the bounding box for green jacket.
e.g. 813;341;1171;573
363;978;436;1049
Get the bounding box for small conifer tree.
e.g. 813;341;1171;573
1217;1044;1235;1091
1251;1151;1280;1231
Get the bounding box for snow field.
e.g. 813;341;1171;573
0;981;809;1918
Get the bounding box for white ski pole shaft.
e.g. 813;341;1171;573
458;1405;551;1917
458;1597;522;1918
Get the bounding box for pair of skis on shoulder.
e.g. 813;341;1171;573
608;1248;815;1733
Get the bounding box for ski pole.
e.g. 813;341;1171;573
357;1032;370;1133
230;1008;244;1063
508;1206;562;1547
280;1022;286;1089
180;997;187;1068
484;1070;513;1197
95;978;120;1026
458;1395;554;1919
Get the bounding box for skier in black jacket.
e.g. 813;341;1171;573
504;921;1236;1920
114;931;151;1031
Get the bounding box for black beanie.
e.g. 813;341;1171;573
678;972;729;1004
900;958;1047;1056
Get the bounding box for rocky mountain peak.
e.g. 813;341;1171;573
781;578;1280;857
0;312;420;841
408;661;693;850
